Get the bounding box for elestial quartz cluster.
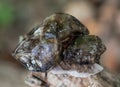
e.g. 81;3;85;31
12;13;106;78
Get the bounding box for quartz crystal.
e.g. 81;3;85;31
12;13;106;77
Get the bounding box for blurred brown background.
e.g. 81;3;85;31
0;0;120;87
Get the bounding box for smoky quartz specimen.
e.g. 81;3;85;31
12;13;106;77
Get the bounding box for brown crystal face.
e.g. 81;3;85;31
60;35;106;73
12;13;106;74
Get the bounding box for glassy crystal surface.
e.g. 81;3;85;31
12;13;106;77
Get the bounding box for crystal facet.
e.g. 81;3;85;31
12;13;106;77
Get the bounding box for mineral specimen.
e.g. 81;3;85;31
12;13;106;77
